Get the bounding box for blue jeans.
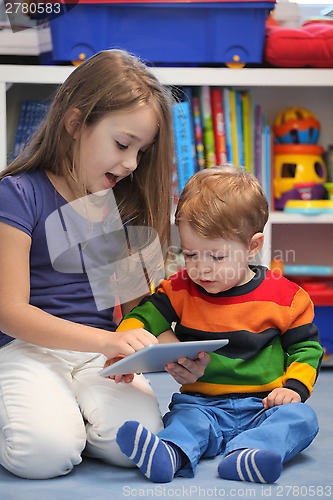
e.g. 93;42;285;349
159;393;319;478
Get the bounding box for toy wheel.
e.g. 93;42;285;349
226;62;246;69
71;50;89;66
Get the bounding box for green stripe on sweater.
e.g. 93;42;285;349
123;301;170;337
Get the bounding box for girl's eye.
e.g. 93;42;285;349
212;255;225;261
116;141;128;150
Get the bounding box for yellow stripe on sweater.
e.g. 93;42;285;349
283;362;317;396
181;375;287;396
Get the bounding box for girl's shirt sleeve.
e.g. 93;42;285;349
0;175;37;236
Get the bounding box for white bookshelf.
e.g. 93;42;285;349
1;65;333;268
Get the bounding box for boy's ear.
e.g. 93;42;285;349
248;232;264;259
64;108;82;138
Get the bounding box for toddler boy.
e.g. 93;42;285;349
115;167;322;484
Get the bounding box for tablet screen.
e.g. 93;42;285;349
99;339;228;376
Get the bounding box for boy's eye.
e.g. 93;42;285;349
116;141;128;150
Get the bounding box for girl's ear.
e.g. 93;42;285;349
248;232;264;259
64;108;82;138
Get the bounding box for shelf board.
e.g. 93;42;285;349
153;68;333;88
1;65;333;87
269;211;333;224
0;64;73;84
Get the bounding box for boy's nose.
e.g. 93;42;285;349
197;261;212;276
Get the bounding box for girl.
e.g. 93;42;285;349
0;49;209;479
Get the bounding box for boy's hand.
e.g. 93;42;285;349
262;388;301;409
164;352;211;385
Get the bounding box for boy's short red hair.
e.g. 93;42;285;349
175;167;269;245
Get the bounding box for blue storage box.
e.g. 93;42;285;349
44;0;275;65
315;306;333;354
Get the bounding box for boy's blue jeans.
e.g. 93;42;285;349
159;393;319;478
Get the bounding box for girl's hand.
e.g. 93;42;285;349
164;351;211;385
103;328;158;360
262;388;301;409
102;328;158;383
102;356;136;384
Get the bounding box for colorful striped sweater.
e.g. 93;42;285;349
118;266;323;402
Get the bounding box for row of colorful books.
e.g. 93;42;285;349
12;94;273;211
172;86;273;209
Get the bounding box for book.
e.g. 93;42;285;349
210;87;227;166
170;158;180;219
172;101;196;193
260;113;266;196
235;91;244;168
241;91;253;172
13;99;51;160
254;103;263;184
268;128;275;210
264;124;273;207
191;94;205;171
222;87;233;164
182;86;199;172
198;85;216;168
229;89;239;168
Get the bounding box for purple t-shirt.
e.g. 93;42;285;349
0;170;118;347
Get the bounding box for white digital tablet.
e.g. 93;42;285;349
99;339;228;376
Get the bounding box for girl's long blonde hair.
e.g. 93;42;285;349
1;49;174;249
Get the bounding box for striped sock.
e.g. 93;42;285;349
218;448;282;484
116;421;182;483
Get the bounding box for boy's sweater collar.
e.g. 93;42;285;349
195;265;267;298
